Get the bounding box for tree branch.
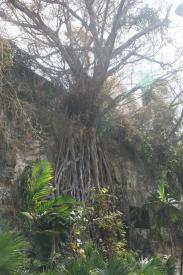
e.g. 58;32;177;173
112;19;168;58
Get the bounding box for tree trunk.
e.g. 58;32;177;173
180;247;183;275
50;234;56;262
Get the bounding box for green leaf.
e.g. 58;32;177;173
0;231;26;274
19;211;34;222
165;257;175;275
158;181;166;203
30;160;53;207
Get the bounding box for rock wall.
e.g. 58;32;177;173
0;62;50;227
0;105;43;228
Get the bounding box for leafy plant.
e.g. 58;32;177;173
134;256;175;275
0;230;26;274
75;188;127;259
165;256;175;275
136;257;165;275
62;245;129;275
146;170;183;260
60;246;174;275
19;160;76;262
103;258;130;275
148;171;182;229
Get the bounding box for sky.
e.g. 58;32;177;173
170;1;183;44
133;0;183;88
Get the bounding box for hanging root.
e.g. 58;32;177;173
54;122;112;200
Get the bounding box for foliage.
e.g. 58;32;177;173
71;188;127;259
135;5;160;28
134;83;177;174
147;171;183;244
60;246;174;275
62;245;105;275
62;245;131;275
0;162;177;275
170;144;183;185
0;230;26;274
135;256;175;275
140;135;154;164
19;161;53;211
0;240;174;275
19;160;76;262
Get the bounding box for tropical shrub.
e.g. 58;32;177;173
60;246;174;275
19;160;76;263
148;171;182;232
71;188;127;259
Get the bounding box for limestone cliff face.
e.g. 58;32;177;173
0;63;50;227
0;97;43;228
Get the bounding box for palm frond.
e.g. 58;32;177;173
165;257;175;275
0;231;26;274
30;160;53;208
40;196;76;213
103;258;130;275
19;211;35;225
137;256;165;275
62;246;105;275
